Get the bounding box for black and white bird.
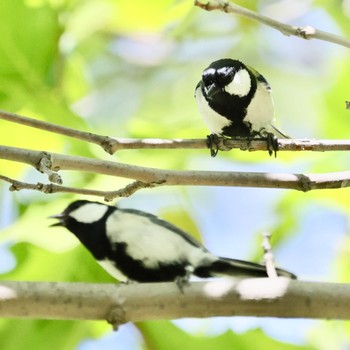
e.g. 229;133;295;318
195;58;289;157
50;200;296;285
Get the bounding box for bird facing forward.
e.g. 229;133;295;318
50;200;296;286
195;58;289;157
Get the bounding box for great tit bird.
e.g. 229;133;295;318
195;58;289;157
50;200;296;286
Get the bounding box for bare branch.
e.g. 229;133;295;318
0;110;206;154
208;138;350;153
0;175;160;201
0;110;115;153
89;138;350;154
1;145;350;193
194;0;350;49
2;279;350;322
37;152;62;184
262;232;278;278
3;110;350;154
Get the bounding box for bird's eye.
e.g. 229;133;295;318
221;74;234;86
202;75;213;86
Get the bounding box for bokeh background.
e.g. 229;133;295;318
0;0;350;349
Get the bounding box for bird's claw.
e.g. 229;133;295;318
265;133;279;157
206;134;220;157
175;265;193;293
175;275;190;294
254;129;279;157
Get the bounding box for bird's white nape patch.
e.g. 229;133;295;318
70;203;109;224
224;68;251;97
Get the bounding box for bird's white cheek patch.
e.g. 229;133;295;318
224;69;251;97
70;203;109;223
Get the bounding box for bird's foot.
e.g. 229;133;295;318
175;266;193;293
253;129;279;157
265;132;279;157
175;276;189;294
206;134;221;157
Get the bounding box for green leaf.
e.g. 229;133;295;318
0;0;59;89
137;321;312;350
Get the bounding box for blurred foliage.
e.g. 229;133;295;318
0;0;350;349
137;321;313;350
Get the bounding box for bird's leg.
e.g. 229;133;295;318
206;134;220;157
245;132;257;151
265;132;279;158
255;128;279;157
175;265;193;293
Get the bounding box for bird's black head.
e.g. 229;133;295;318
50;200;91;227
50;200;117;260
49;200;113;236
196;58;256;131
200;59;251;100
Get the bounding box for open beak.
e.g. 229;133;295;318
48;213;65;227
205;83;221;99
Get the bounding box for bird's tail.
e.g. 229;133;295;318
270;124;290;139
194;257;296;279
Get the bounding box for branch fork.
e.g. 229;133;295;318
37;152;62;184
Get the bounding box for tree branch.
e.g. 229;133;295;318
0;110;206;154
103;138;350;154
0;110;115;153
0;175;158;201
2;279;350;325
194;0;350;49
1;145;350;193
3;110;350;154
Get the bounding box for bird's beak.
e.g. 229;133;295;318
205;83;221;99
48;213;65;227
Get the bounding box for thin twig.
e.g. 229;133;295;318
0;110;115;154
0;175;161;201
262;232;278;278
194;0;350;49
3;279;350;321
37;152;62;184
1;145;350;193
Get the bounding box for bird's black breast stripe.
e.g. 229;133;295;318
66;205;116;261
